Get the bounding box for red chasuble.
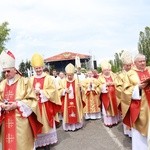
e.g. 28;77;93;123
131;70;150;125
33;77;60;128
124;69;150;127
137;70;150;108
101;77;118;115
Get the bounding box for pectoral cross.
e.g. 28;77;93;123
5;90;14;100
6;133;14;144
70;111;76;117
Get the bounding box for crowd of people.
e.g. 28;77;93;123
0;50;149;150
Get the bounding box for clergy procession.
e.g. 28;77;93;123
0;50;150;150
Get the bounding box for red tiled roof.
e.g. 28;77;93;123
44;51;91;62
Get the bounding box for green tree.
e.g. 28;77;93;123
19;61;26;76
138;26;150;65
114;53;121;72
98;51;123;73
97;66;101;73
109;60;115;72
25;60;31;70
0;22;10;53
110;50;124;73
18;60;31;77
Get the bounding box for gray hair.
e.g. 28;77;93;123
134;53;146;62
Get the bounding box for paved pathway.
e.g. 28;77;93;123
51;119;131;150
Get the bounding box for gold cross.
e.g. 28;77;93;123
6;134;14;144
70;111;76;117
6;119;14;128
5;90;14;100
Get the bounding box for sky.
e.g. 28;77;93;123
0;0;150;68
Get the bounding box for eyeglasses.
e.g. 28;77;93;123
3;70;11;74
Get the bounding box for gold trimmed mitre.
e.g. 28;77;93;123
120;51;133;65
31;53;44;67
0;50;15;69
100;60;111;70
65;63;75;74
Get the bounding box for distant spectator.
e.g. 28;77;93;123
52;69;58;78
92;69;99;79
59;71;65;79
43;67;50;74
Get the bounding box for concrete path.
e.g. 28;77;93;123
51;119;131;150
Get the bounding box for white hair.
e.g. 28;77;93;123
134;53;146;62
